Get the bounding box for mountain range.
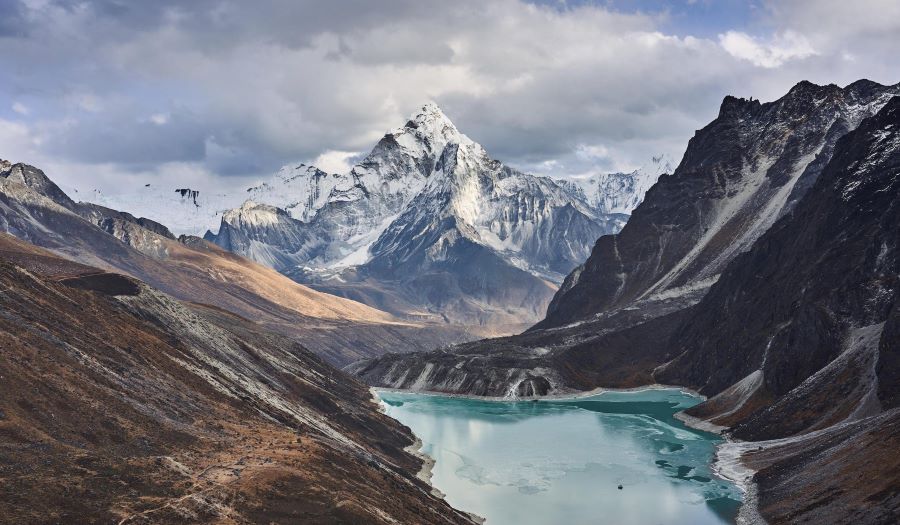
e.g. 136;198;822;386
82;104;671;332
0;105;665;524
352;79;900;524
0;159;472;367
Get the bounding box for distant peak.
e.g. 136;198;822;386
844;78;884;91
786;80;842;99
844;78;892;99
718;95;761;118
407;101;459;133
420;101;445;114
790;79;820;92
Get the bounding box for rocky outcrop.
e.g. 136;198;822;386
657;94;900;441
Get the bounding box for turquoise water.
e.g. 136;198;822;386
378;389;741;525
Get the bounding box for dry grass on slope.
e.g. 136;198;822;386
163;237;399;325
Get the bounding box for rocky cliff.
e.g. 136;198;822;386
656;94;900;442
540;79;899;329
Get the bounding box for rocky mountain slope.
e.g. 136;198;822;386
352;80;900;524
0;160;469;366
656;93;900;438
0;232;476;524
540;79;899;329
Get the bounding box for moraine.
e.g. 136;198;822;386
377;388;742;525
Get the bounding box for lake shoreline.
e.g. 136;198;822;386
375;385;747;525
370;390;486;525
669;407;765;525
372;382;706;403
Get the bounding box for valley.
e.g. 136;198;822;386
1;72;897;525
2;2;898;523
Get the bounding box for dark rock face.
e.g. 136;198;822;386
80;202;177;240
59;272;142;296
877;301;900;408
658;95;900;440
539;80;900;330
175;188;200;205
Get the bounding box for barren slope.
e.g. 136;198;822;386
0;236;475;524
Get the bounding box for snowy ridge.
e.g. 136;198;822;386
562;153;675;215
66;184;245;237
82;103;663;325
206;103;651;282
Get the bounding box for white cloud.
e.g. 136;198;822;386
68;93;104;113
148;113;169;125
0;0;896;191
575;145;611;161
310;150;361;174
12;102;30;115
0;118;36;159
719;30;817;68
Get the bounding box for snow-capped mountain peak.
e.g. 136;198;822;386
214;103;659;285
398;102;468;149
245;103;472;234
82;102;665;328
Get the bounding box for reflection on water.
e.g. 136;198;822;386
378;389;741;525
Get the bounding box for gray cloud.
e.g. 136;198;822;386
0;0;897;191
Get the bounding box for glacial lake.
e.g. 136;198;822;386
377;389;742;525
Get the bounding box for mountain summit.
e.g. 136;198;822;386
72;104;663;331
201;104;652;330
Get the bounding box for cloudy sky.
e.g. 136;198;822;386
1;0;898;192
